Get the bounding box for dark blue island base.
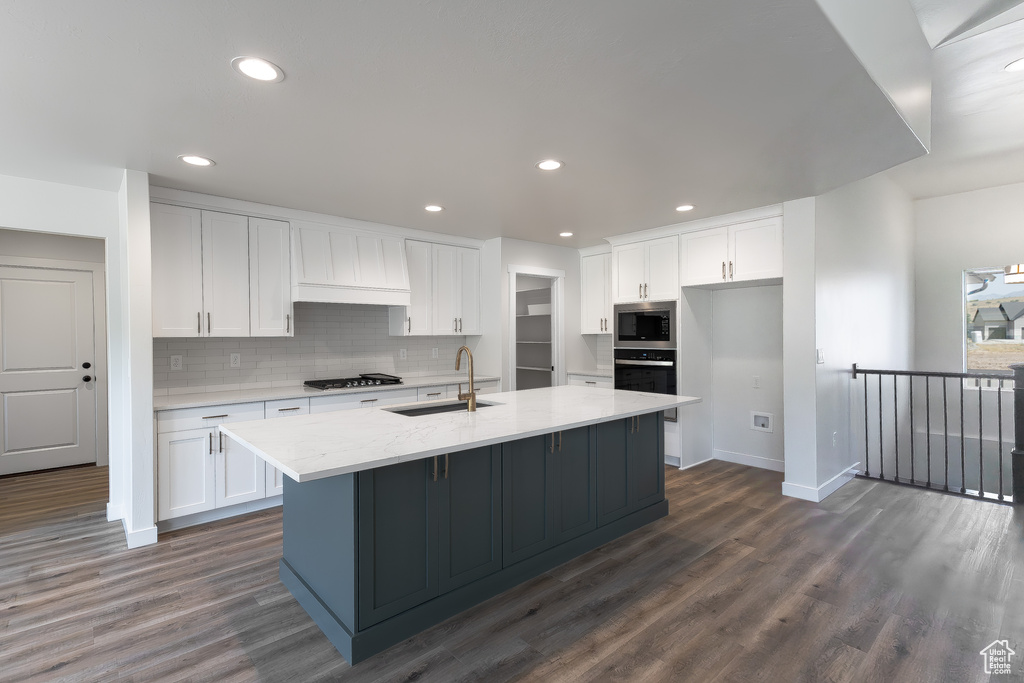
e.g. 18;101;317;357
279;412;666;664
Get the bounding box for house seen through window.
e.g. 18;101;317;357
965;265;1024;371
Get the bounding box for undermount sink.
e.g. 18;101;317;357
386;400;494;417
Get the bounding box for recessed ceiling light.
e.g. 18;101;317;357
178;154;215;167
1005;58;1024;72
559;232;573;237
676;204;695;212
231;56;285;82
425;205;444;212
536;159;563;171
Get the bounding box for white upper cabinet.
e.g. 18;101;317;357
201;211;250;337
580;252;611;334
152;204;205;337
611;235;679;303
292;222;410;305
679;216;782;286
390;241;481;336
249;217;293;337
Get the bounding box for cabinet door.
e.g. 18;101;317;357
264;398;309;495
580;253;610;334
438;446;502;594
680;227;728;286
502;435;555;566
201;211;250;337
432;244;458;335
612;243;645;303
630;412;664;510
358;459;439;628
553;427;597;544
157;428;216;520
644;236;679;301
729;217;783;282
249;217;293;337
215;432;266;507
406;240;433;335
151;204;204;337
456;247;481;335
596;418;631;527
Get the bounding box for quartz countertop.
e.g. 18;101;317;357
153;374;500;411
220;385;700;482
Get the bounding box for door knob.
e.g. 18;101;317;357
82;362;91;369
83;375;93;382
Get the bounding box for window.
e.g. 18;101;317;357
964;265;1024;371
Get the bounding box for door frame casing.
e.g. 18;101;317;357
0;254;108;466
507;264;565;390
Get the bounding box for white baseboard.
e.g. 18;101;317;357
713;449;785;473
106;502;123;523
678;457;714;471
121;519;158;548
782;462;861;503
664;455;681;468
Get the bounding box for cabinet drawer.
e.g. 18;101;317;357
265;397;310;418
568;374;613;389
310;387;419;413
418;386;448;401
475;380;499;395
156;402;265;433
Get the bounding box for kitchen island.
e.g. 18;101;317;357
220;385;700;663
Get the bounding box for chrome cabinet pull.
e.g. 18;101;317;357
729;261;733;279
198;312;202;334
209;432;213;454
407;317;411;333
219;431;224;453
722;261;726;280
278;406;301;412
454;317;457;332
638;283;642;300
585;381;596;386
286;313;291;333
202;414;228;420
459;317;462;333
207;312;211;334
644;283;648;299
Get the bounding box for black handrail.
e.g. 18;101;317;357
853;364;1010;381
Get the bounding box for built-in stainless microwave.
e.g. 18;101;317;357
613;301;675;349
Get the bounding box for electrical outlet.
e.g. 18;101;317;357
400;348;407;360
432;348;438;359
230;352;241;368
752;375;761;389
170;355;183;371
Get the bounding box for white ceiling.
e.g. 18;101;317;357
889;4;1024;199
0;1;929;246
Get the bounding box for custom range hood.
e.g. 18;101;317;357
291;220;411;306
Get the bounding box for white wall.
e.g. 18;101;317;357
494;238;586;389
915;181;1024;371
812;172;915;490
711;285;785;471
0;173;131;523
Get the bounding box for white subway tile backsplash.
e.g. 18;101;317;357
153;302;469;392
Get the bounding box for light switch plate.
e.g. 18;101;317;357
399;348;407;360
170;355;183;371
816;348;825;364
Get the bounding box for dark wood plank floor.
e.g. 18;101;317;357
2;462;1021;682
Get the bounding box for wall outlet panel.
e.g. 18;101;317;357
170;355;183;371
750;411;774;433
229;353;241;368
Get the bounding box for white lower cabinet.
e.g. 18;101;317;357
215;434;266;507
157;428;217;520
567;373;613;389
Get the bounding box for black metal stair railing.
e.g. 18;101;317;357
852;363;1021;504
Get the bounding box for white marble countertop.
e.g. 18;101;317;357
220;385;701;482
153;374;500;411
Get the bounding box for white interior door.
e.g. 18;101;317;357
0;266;96;475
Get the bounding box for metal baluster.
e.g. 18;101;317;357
979;380;985;498
878;375;884;480
943;378;949;492
863;372;870;477
998;379;1004;501
960;380;966;494
894;375;899;482
909;376;915;484
925;376;931;488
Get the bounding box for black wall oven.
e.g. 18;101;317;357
613;300;678;422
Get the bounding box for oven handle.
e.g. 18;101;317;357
614;359;675;367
